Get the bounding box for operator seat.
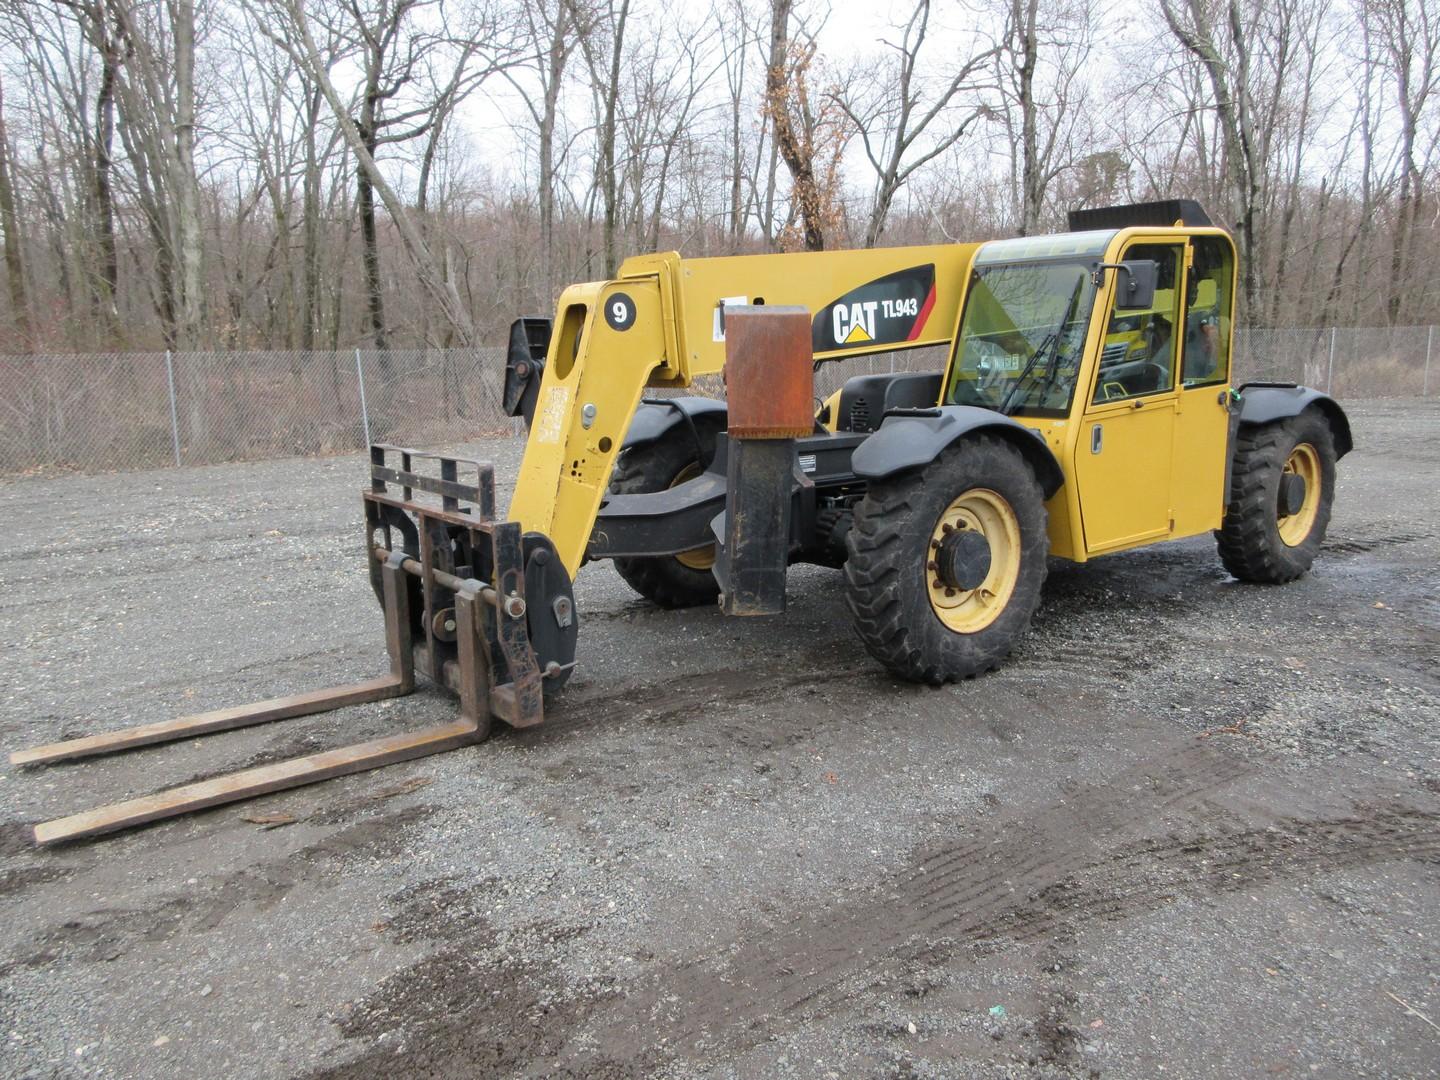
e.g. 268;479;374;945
835;371;943;433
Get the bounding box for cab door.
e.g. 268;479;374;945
1074;239;1186;554
1169;234;1237;537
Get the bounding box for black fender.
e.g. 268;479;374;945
1237;383;1353;458
621;396;728;452
850;406;1065;499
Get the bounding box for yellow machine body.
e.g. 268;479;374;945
508;226;1238;579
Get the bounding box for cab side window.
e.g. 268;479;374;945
1092;243;1183;404
1181;236;1233;387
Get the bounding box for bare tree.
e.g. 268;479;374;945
716;0;761;250
611;13;726;255
0;73;31;349
0;0;1437;352
833;0;997;247
252;0;485;346
1157;0;1262;317
108;0;206;348
1365;0;1439;324
994;0;1093;234
572;0;632;275
43;0;206;348
169;0;202;348
1258;0;1334;325
504;0;576;301
766;0;844;250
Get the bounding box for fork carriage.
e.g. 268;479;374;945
11;445;577;845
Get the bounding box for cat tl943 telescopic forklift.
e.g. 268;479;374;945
13;199;1352;844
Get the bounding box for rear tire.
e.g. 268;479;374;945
1216;410;1336;584
845;436;1049;684
609;421;723;609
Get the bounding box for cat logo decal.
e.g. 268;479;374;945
812;265;937;353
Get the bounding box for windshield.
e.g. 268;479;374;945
946;259;1097;416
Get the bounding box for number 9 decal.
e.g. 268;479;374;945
604;292;636;332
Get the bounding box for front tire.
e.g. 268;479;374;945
1216;410;1336;584
845;436;1049;684
609;421;723;609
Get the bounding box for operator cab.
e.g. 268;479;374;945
942;227;1234;422
933;207;1238;558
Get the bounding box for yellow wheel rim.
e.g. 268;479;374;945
926;488;1022;634
670;462;716;570
1277;443;1321;547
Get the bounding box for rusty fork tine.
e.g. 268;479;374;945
27;566;494;844
31;718;481;846
9;676;408;767
10;447;553;848
13;554;418;770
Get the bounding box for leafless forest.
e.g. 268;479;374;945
0;0;1436;355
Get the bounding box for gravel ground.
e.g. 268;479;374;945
1;398;1437;1080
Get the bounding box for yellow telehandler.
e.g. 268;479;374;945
13;199;1351;843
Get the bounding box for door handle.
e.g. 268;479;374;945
1091;424;1103;454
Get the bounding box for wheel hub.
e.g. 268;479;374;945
926;488;1022;635
1278;472;1306;517
935;528;992;591
1277;442;1321;547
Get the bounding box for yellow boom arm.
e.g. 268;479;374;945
507;244;982;575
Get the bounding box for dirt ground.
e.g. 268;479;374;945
2;399;1437;1080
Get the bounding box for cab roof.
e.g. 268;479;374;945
974;231;1116;265
1067;199;1212;231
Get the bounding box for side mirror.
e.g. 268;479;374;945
1092;259;1159;310
1114;259;1158;310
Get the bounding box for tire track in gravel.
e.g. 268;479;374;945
1323;528;1433;555
513;662;874;742
1;805;437;972
522;737;1440;1075
317;735;1285;1078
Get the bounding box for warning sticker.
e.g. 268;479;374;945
812;265;937;353
712;295;748;342
535;385;570;444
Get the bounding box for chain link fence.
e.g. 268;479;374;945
2;326;1434;475
0;347;512;474
1234;324;1437;396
